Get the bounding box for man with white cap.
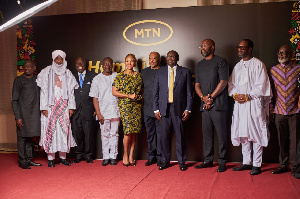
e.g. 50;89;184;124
37;50;78;167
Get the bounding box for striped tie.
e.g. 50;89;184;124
169;67;174;103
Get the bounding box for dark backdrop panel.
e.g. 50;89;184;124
32;2;292;162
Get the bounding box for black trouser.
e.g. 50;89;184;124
71;114;95;160
275;113;300;170
17;135;33;165
160;103;186;164
144;114;162;161
201;109;227;165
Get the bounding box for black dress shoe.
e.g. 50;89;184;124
194;161;213;169
159;162;170;170
217;164;227;172
102;159;110;166
250;166;261;175
48;160;55;167
145;159;156;166
179;163;187;171
272;167;288;174
72;158;82;163
110;159;118;165
291;169;296;176
232;164;252;171
19;163;31;169
60;159;71;166
28;160;42;166
86;158;93;163
157;159;162;167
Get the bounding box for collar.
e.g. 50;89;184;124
78;70;86;76
280;62;292;68
168;65;177;70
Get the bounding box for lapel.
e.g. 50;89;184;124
82;71;90;89
174;65;182;90
163;67;168;92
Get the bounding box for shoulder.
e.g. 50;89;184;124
178;66;190;73
141;67;150;75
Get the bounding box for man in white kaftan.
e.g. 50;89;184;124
228;39;272;175
37;50;78;167
89;57;120;166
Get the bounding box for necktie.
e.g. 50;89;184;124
169;67;174;103
79;73;83;88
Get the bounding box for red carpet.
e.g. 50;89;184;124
0;154;299;199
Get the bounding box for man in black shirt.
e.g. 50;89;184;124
142;52;162;166
194;39;229;172
12;60;42;169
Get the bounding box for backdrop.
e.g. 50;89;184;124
30;2;292;162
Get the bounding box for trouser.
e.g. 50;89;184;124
241;138;263;167
275;113;300;170
47;152;67;160
71;114;95;160
160;103;186;164
144;114;162;161
201;109;227;165
17;135;33;164
100;118;120;159
295;138;300;178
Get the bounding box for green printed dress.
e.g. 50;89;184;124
113;72;143;134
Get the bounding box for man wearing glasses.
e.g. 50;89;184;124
270;44;300;176
194;39;229;172
229;39;272;175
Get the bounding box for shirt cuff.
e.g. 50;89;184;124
154;110;159;113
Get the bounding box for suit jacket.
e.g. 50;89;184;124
153;65;193;117
73;70;96;120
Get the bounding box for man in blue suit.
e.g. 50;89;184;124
153;50;193;171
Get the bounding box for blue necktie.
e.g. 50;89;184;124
79;73;83;88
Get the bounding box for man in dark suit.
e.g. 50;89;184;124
71;57;96;163
153;50;193;171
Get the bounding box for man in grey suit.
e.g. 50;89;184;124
153;50;193;171
71;57;96;163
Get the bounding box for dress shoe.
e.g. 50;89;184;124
123;163;129;167
145;159;156;166
28;160;42;166
60;159;71;166
157;159;162;167
272;167;288;174
179;163;187;171
110;159;118;165
159;162;170;170
291;169;296;176
102;159;110;166
19;163;31;169
72;158;82;163
48;160;55;167
232;164;252;171
86;158;93;163
250;166;262;175
217;164;227;172
194;161;213;169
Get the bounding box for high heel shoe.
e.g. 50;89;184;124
123;162;129;167
129;161;136;166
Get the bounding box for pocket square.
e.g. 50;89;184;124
87;82;91;84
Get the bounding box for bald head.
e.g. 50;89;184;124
201;39;215;59
149;52;161;69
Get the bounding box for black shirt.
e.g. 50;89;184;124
195;55;229;111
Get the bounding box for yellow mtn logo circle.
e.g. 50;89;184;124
123;20;173;46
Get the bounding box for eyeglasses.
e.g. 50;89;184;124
236;46;249;50
167;55;177;58
277;51;288;56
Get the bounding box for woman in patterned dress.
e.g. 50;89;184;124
112;54;142;166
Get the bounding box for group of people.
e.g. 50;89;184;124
11;39;300;179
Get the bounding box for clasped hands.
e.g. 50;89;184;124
233;94;249;104
202;94;213;110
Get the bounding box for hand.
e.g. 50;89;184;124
98;114;105;125
155;111;162;122
203;95;213;105
237;94;246;104
128;94;137;100
203;103;212;111
182;111;190;121
16;119;23;130
69;109;74;118
42;110;48;117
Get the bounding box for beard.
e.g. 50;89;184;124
201;50;211;57
278;57;289;64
